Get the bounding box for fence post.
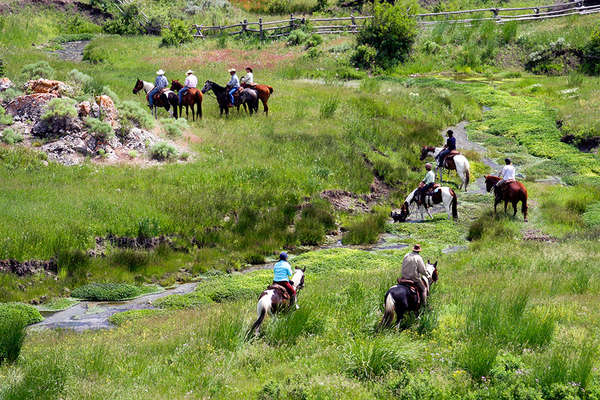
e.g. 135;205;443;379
492;8;499;21
242;19;248;35
290;14;294;32
351;14;356;32
534;7;539;17
259;17;264;39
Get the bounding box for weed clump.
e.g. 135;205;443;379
41;98;77;121
0;317;26;364
150;142;178;161
467;211;518;241
342;211;387;245
0;128;23;145
319;97;338;119
21;61;54;80
160;118;188;138
0;105;13;125
85;117;114;141
118;100;155;130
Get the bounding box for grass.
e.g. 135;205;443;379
71;283;161;301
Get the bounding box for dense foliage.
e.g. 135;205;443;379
582;25;600;75
71;283;158;301
161;19;194;47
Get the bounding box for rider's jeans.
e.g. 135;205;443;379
148;87;160;106
228;88;238;104
178;86;191;104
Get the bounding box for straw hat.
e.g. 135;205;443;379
186;70;194;75
156;69;165;75
412;244;422;252
425;163;432;170
228;68;236;73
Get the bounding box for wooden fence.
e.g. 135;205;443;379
192;1;600;39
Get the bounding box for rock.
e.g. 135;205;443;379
32;115;83;138
77;101;92;118
95;95;119;129
41;132;91;166
0;258;58;276
123;127;155;152
6;93;57;121
25;79;73;96
0;77;13;92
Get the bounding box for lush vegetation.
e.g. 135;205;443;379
71;283;161;301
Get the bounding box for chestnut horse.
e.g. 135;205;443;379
170;80;202;121
241;83;273;115
485;175;528;221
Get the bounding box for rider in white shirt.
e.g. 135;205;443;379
178;70;198;105
241;66;254;85
495;158;516;197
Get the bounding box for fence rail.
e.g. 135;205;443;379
191;1;597;39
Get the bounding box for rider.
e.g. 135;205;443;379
273;252;299;309
227;68;240;107
495;158;516;199
240;66;254;86
178;69;198;105
148;69;168;109
436;129;456;168
417;163;436;203
401;244;429;305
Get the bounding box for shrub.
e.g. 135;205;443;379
144;16;163;36
160;118;188;138
67;69;93;89
71;283;145;301
304;34;323;49
41;98;77;121
21;61;54;80
103;5;142;35
56;248;90;278
355;1;417;68
111;249;151;272
137;217;161;239
185;0;232;14
0;303;43;325
583;24;600;75
0;106;14;125
0;128;22;145
500;21;517;44
342;211;387;245
319;97;339;119
351;44;377;69
161;19;193;47
422;40;441;54
86;117;114;141
295;201;336;245
286;29;308;46
119;100;155;129
150;142;178;161
0;317;26;364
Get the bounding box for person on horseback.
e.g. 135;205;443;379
273;252;299;309
416;163;436;203
401;244;429;305
148;69;168;109
436;130;456;168
227;68;240;107
495;158;516;200
178;70;197;105
241;67;254;86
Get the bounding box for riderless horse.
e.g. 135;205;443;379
420;146;470;191
241;82;273;115
249;268;305;336
170;80;203;121
392;186;458;222
485;175;528;222
132;79;178;119
380;261;438;329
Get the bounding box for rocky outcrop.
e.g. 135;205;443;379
0;258;57;276
0;77;13;92
32;114;82;138
6;93;57;121
95;95;119;129
25;78;73;96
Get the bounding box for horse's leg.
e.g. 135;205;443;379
198;100;202;120
504;200;508;215
426;206;433;219
512;201;518;217
262;98;268;116
494;198;500;215
522;196;528;222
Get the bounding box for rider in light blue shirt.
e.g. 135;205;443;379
148;69;168;108
273;252;299;309
227;68;240;107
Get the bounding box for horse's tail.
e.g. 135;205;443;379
380;291;395;329
450;188;458;219
520;186;528;221
268;86;273;94
465;166;470;191
249;294;269;336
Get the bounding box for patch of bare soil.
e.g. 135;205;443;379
522;229;558;243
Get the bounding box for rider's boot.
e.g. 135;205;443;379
293;295;299;310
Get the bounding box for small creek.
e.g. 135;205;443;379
49;40;89;62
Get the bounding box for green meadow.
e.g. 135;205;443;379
1;1;600;398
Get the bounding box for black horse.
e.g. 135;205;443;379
380;261;438;329
201;80;231;116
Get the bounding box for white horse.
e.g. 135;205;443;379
420;146;470;191
249;268;305;336
132;79;175;119
391;187;458;222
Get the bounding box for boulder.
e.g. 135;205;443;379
6;93;57;121
0;77;13;92
95;95;119;129
0;258;57;276
25;79;73;96
32;115;82;138
123;127;155;152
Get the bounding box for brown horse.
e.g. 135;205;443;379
241;83;273;115
170;80;202;121
485;175;528;221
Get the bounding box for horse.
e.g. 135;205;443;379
392;186;458;222
241;83;273;115
237;87;259;115
170;80;203;121
420;146;470;191
485;175;528;222
132;79;178;119
249;268;305;336
380;261;438;329
201;80;231;116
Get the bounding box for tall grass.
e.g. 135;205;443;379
0;318;26;365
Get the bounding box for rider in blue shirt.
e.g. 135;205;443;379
273;252;299;309
227;68;240;107
436;129;456;168
148;69;168;108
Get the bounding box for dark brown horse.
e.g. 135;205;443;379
170;80;202;121
241;83;273;115
132;79;178;119
485;175;528;221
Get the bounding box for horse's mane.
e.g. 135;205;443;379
485;175;501;183
207;80;227;91
405;188;418;205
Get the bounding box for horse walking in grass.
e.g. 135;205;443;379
249;268;305;336
420;146;470;191
380;261;438;329
132;79;178;119
392;186;458;222
170;80;202;121
485;175;528;221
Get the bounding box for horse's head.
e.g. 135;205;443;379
201;80;212;94
133;79;144;95
484;175;499;193
420;146;434;161
170;79;182;91
426;260;438;283
292;267;305;291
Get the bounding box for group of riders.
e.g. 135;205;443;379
147;66;256;109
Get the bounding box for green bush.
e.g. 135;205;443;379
118;100;154;130
71;283;152;301
344;338;414;380
0;317;26;364
161;19;193;47
304;33;323;49
355;1;417;68
67;69;93;90
295;201;336;245
583;201;600;227
500;21;518;44
351;44;377;69
160;118;188;138
0;303;43;326
342;211;387;245
583;24;600;75
41;98;77;121
103;5;142;35
65;14;101;35
319;97;339;119
0;105;12;125
286;29;308;46
0;128;22;145
150;142;178;161
21;61;54;80
86;117;114;141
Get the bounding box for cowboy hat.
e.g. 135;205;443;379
156;69;165;75
425;163;432;170
186;70;194;75
245;66;253;72
228;68;236;73
412;244;422;252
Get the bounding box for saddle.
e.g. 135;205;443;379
267;283;291;300
147;88;168;102
241;82;257;89
397;278;421;307
443;150;460;170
